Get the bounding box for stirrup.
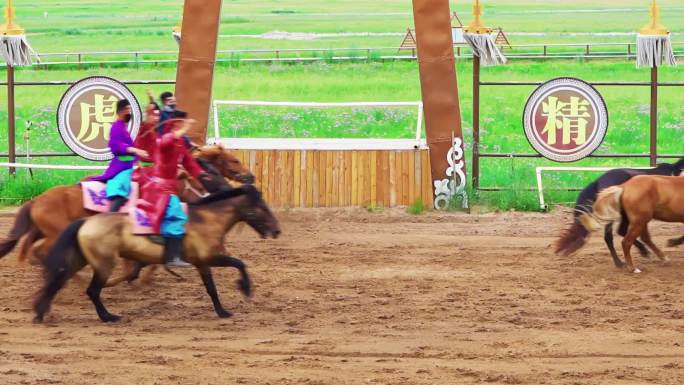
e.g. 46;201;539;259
166;257;193;268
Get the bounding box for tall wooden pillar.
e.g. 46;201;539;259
175;0;222;144
411;0;466;208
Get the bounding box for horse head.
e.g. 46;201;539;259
194;145;256;184
235;185;281;239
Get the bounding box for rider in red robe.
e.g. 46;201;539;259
132;102;161;185
139;111;205;268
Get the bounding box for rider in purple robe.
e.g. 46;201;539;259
87;99;148;212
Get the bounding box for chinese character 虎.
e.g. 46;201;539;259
541;96;591;146
77;94;118;143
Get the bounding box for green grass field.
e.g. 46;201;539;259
8;0;684;53
0;1;682;209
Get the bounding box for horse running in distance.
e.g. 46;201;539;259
554;158;684;267
34;185;280;323
575;174;684;273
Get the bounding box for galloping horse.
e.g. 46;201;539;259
574;174;684;273
0;145;254;264
34;185;280;323
554;158;684;267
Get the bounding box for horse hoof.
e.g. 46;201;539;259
33;315;44;324
237;279;252;298
217;309;233;319
633;268;642;274
102;314;122;323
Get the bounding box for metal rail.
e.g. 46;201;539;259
0;42;682;67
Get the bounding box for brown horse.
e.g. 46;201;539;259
0;145;254;264
577;175;684;273
34;185;280;323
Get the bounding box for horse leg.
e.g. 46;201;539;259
86;271;121;323
603;224;624;268
621;222;646;273
105;260;146;288
617;215;649;258
139;265;159;285
667;236;684;247
18;227;43;264
33;257;86;323
197;265;232;318
640;227;667;263
208;254;252;298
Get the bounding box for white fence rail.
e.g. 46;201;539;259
0;162;105;171
212;100;424;150
0;42;683;67
535;166;653;210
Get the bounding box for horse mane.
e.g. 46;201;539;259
190;185;261;207
674;158;684;173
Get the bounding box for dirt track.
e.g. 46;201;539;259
0;208;683;385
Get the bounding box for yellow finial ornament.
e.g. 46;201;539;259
464;0;491;34
640;0;668;36
1;0;25;36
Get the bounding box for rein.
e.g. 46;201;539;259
183;178;210;199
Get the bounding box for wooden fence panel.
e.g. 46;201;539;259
224;148;432;208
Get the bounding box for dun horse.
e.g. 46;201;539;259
554;158;684;266
0;145;254;264
573;174;684;273
34;185;280;323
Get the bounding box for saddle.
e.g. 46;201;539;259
81;181;187;235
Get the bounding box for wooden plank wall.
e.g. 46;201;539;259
230;149;433;208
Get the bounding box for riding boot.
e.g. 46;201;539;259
163;236;192;268
109;196;128;212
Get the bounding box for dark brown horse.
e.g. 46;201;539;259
34;185;280;323
0;145;254;264
554;159;684;267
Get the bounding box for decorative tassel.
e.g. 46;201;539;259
636;34;676;68
463;32;506;66
0;34;38;66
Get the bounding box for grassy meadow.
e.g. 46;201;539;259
0;1;682;209
7;0;684;53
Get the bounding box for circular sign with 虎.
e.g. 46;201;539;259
523;77;608;163
57;76;142;161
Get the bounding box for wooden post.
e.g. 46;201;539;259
411;0;465;206
650;66;658;167
7;65;16;175
175;0;223;144
472;56;480;190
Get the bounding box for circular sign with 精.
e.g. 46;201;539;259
57;76;141;161
523;77;608;163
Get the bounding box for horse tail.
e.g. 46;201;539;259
573;181;599;217
554;182;598;257
34;219;88;322
0;201;34;259
554;220;590;257
579;186;624;232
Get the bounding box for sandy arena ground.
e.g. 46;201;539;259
0;208;683;385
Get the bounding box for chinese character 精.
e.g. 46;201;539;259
77;94;118;143
541;95;591;146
